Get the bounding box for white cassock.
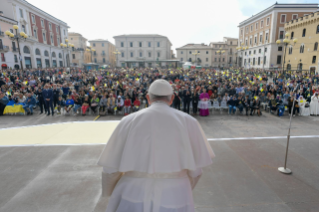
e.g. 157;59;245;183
310;94;319;115
298;97;310;116
98;101;215;212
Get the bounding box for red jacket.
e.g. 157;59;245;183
124;99;131;106
133;100;141;106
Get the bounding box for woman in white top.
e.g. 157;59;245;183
310;93;319;116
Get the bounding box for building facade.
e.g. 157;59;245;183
209;37;238;68
69;32;87;67
237;3;318;70
0;12;19;69
283;12;319;73
176;44;213;67
88;39;116;67
0;0;70;69
114;34;175;68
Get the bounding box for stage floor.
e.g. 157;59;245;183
1;113;319;212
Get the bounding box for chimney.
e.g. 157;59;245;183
0;11;3;16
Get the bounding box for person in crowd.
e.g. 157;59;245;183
56;96;65;115
251;97;261;116
227;96;238;115
99;94;108;115
90;94;100;114
53;84;60;108
124;96;132;115
199;88;210;116
0;91;9;116
310;92;319;116
117;95;124;112
133;97;141;112
23;93;36;115
173;90;181;110
288;92;299;117
62;83;70;100
18;93;26;103
269;95;277;114
107;93;116;114
35;87;46;114
73;95;82;114
43;83;54;116
183;90;191;114
64;95;75;115
82;95;90;116
192;91;199;115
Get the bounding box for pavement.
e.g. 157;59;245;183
0;110;319;212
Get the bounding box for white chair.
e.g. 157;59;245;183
220;100;228;114
212;100;221;114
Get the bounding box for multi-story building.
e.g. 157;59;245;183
283;12;319;73
84;46;92;64
114;34;176;68
1;0;70;69
237;3;318;70
69;32;87;67
176;43;213;67
209;37;238;68
88;39;116;67
0;11;19;69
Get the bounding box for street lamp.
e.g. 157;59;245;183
216;47;225;69
5;25;28;70
192;51;200;66
276;32;298;74
60;39;74;67
113;49;121;68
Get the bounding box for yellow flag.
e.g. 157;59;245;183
104;83;107;87
136;78;139;81
91;86;95;91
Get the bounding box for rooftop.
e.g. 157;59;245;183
176;43;211;49
113;34;167;38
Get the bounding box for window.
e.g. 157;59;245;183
121;42;124;47
230;41;232;45
265;33;269;41
35;48;40;55
57;37;60;44
257;57;260;65
148;52;151;57
44;50;49;57
241;29;243;35
312;56;316;64
14;55;18;63
255;23;258;30
129;42;132;47
33;29;37;39
300;45;304;53
280;14;286;23
261;20;264;28
278;46;282;51
63;30;65;36
23;46;30;54
229;57;232;63
264;56;266;64
251;25;253;31
245;52;247;56
59;53;62;58
249;38;252;45
317;25;319;34
50;35;53;44
265;48;267;52
72;54;75;59
277;55;282;65
206;51;209;54
249;51;251;55
148;42;151;47
189;51;192;54
19;9;23;18
189;58;192;62
302;28;306;37
157;42;160;47
93;43;95;47
291;32;294;39
222;58;225;62
102;43;104;47
181;51;183;54
245;40;247;46
130;52;133;57
288;46;293;54
56;26;58;33
254;37;257;44
31;15;35;23
10;29;13;33
279;31;284;39
49;23;52;31
206;58;208;62
314;42;318;51
253;50;256;54
94;58;97;63
266;17;270;26
181;58;183;61
139;42;142;47
292;14;298;20
215;58;217;62
121;52;124;57
22;25;26;33
260;35;263;43
52;52;56;58
246;27;248;34
103;58;106;63
41;20;44;27
259;49;261;53
139;52;142;57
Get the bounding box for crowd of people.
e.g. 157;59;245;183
0;67;319;118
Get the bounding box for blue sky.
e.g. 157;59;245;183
25;0;318;51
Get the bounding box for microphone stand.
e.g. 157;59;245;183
278;83;299;174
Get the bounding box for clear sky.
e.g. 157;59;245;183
26;0;317;51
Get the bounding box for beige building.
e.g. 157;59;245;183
237;3;318;70
84;46;92;64
69;32;87;67
176;43;213;67
283;12;319;73
88;39;116;67
209;37;238;68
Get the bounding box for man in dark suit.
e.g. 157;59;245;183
43;83;54;116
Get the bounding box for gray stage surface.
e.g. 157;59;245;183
0;113;319;212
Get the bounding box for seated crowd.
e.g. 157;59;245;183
0;67;319;118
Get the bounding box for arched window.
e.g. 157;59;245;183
22;25;25;33
291;32;294;39
52;52;56;57
44;50;49;57
300;45;304;53
302;28;306;37
35;48;40;55
59;53;62;58
287;64;291;70
314;42;318;51
288;46;293;54
23;46;30;54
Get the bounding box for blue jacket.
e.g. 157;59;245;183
62;87;70;96
0;96;9;105
43;89;53;100
65;99;74;106
26;96;36;105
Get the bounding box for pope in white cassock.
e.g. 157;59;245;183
98;79;215;212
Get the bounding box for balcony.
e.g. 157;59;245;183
0;31;4;37
0;45;9;52
12;47;19;52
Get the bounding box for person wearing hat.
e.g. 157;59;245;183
98;79;215;212
116;95;124;112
